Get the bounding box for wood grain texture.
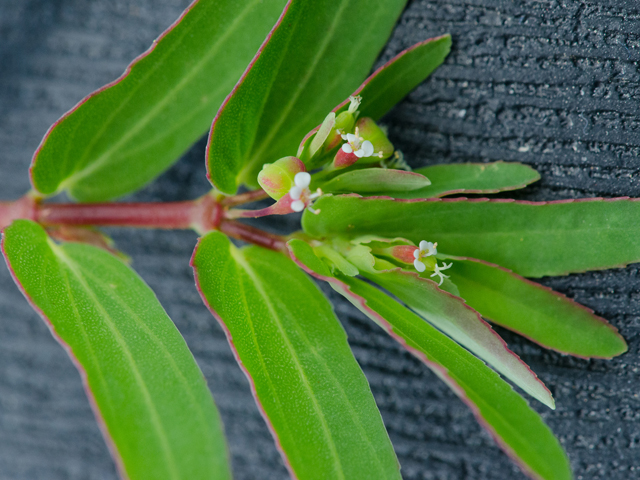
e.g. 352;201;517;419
1;0;640;479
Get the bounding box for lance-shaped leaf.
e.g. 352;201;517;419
1;220;230;480
297;35;451;157
385;162;540;199
207;0;409;194
445;257;627;358
30;0;288;202
369;269;554;408
302;195;640;277
191;232;401;480
287;239;571;480
321;168;430;194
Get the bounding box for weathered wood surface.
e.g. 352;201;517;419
1;1;639;478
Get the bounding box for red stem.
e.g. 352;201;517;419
1;194;288;252
0;195;223;233
220;189;269;207
218;220;287;252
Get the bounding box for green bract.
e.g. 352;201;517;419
0;1;635;480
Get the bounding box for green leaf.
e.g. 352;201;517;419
297;34;451;157
445;257;627;358
366;269;554;408
30;0;288;202
302;195;640;277
287;241;571;480
192;232;401;480
321;168;430;194
207;0;409;194
346;34;452;121
1;220;230;480
386;161;540;199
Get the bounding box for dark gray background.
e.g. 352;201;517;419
1;0;640;479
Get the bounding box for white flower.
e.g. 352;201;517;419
289;172;321;213
340;127;375;158
430;262;452;286
413;240;438;272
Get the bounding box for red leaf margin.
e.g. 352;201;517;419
0;227;129;480
189;236;299;480
286;243;551;480
448;255;627;360
29;0;203;193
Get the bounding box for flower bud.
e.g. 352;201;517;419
354;117;394;163
257;156;305;200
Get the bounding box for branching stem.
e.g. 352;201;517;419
0;193;288;252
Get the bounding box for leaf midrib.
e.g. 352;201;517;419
61;0;264;191
345;280;563;479
261;261;394;477
375;273;552;407
234;250;346;480
52;245;181;480
75;258;224;462
242;0;351;180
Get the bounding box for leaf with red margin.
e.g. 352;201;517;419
364;270;554;408
320;168;431;194
302;194;640;277
297;35;451;156
287;239;553;408
30;0;288;202
2;220;231;480
383;162;540;199
206;0;409;194
191;231;401;480
445;256;627;359
287;239;571;480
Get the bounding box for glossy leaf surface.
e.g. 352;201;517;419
2;220;230;480
287;239;570;480
192;232;401;480
31;0;288;201
446;257;627;358
303;195;640;277
368;269;554;408
321;168;430;194
207;0;408;194
386;162;540;199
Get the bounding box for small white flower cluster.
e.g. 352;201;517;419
341;128;375;158
413;240;452;286
289;172;321;213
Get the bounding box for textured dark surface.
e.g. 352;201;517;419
1;0;640;479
